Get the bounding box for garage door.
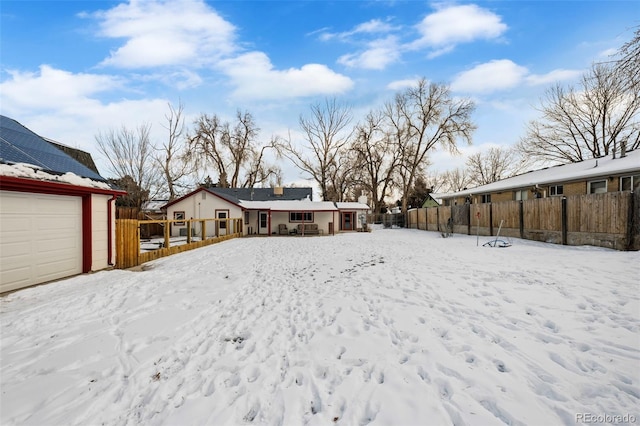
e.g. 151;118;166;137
0;191;82;293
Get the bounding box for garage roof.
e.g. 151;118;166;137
0;115;106;182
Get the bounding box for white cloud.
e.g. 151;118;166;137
91;0;236;68
0;65;121;114
319;18;398;41
451;59;528;93
526;69;583;86
386;78;421;91
218;52;353;100
338;36;401;70
410;4;507;52
0;64;173;175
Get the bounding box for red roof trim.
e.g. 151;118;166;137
0;176;126;196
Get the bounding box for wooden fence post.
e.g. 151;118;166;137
519;200;524;239
489;203;494;236
562;197;568;245
626;191;635;250
164;220;170;249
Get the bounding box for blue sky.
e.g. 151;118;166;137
1;0;638;186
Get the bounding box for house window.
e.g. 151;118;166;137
174;211;185;226
217;211;227;229
620;175;640;191
514;190;528;201
244;211;249;224
549;185;564;196
588;180;607;194
480;194;491;203
289;212;313;222
202;192;206;199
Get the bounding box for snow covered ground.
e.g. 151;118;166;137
1;228;638;426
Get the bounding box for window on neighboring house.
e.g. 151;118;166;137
289;212;313;222
588;180;607;194
514;190;528;201
620;175;640;191
202;191;206;199
174;211;185;226
244;211;249;224
480;194;491;203
549;185;564;196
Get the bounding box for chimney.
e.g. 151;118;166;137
621;141;627;158
273;187;284;196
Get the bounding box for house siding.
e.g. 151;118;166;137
166;193;243;237
91;194;110;271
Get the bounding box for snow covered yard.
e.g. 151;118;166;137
1;228;638;426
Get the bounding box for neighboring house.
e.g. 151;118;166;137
162;186;370;236
421;193;440;208
335;202;370;231
440;149;640;206
0;115;125;293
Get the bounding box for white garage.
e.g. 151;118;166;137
0;115;126;294
0;191;83;293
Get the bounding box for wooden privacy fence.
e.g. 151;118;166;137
407;190;639;251
116;217;243;269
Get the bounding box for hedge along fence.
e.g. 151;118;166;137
407;190;639;251
116;217;243;269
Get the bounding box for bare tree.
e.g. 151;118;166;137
156;101;194;201
241;138;282;188
466;146;530;186
96;123;160;208
615;25;639;92
275;98;353;200
188;111;279;188
351;110;400;213
518;63;640;164
442;168;473;193
386;79;476;211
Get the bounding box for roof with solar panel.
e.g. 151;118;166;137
0;115;106;182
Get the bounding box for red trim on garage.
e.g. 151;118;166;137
0;176;125;196
82;195;92;273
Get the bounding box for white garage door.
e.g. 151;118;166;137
0;191;82;293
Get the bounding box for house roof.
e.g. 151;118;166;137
239;200;338;211
142;199;169;212
207;186;313;203
0;115;106;182
162;186;314;210
43;137;101;175
335;202;370;210
440;149;640;199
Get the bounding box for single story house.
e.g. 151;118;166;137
0;115;126;293
162;186;370;237
439;148;640;206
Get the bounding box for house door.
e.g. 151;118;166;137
258;211;269;235
216;211;228;236
342;212;354;230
